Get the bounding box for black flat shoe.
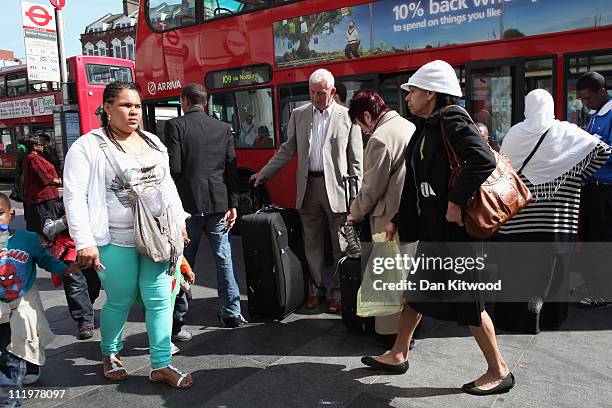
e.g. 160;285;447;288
375;335;415;350
361;356;409;374
462;372;515;396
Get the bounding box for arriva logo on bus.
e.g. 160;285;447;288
147;80;182;95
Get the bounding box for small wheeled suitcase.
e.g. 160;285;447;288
241;207;307;319
337;175;375;333
338;255;375;333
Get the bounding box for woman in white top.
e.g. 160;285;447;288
63;82;192;389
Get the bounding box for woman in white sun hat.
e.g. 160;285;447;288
360;60;514;396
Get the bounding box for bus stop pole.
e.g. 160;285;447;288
55;8;69;106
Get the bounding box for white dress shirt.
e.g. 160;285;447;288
309;102;334;171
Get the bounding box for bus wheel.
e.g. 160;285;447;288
233;176;270;235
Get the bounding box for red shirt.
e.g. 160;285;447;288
23;152;59;205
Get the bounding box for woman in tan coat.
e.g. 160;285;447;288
346;89;416;346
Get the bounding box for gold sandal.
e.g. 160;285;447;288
149;365;193;390
102;354;128;381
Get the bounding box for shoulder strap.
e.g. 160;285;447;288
93;133;130;187
439;105;469;170
517;128;550;174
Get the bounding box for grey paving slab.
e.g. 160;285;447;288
48;348;266;408
497;330;612;408
424;318;534;351
199;317;339;365
354;335;524;408
203;333;382;408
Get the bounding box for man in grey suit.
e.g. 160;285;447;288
251;69;363;313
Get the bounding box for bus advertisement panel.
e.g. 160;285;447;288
274;0;612;68
0;95;55;120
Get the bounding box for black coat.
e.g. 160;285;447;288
394;106;496;242
394;107;496;326
164;106;239;214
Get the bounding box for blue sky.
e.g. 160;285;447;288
1;0;126;59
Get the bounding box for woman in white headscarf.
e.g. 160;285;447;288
495;89;611;334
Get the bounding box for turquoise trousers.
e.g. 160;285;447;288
98;245;172;369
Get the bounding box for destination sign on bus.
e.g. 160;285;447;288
205;64;272;90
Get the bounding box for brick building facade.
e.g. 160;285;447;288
80;0;139;61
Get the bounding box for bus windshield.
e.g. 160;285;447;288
86;64;133;85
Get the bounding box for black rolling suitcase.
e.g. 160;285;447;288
241;207;307;319
339;256;375;333
337;175;375;333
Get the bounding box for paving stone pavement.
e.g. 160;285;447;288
2;187;611;408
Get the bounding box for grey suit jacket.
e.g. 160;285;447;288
261;102;362;213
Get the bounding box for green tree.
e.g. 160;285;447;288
275;10;345;58
503;28;525;39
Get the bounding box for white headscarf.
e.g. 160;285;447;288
501;89;600;200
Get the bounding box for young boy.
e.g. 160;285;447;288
0;193;79;395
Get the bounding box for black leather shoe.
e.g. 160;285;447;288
462;372;515;396
361;356;409;374
78;326;94;340
375;334;415;350
222;314;248;328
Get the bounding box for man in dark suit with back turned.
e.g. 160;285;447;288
164;83;247;334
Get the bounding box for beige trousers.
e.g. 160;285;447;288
0;285;55;365
299;176;346;294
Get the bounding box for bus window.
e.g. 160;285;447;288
208;87;275;149
279;84;309;144
525;59;553;96
0;129;12;154
203;0;242;19
154;105;181;144
6;72;26;97
335;78;374;106
380;74;412;118
29;80;60;93
567;53;612;129
0;76;4;98
148;0;197;30
86;64;133;85
469;65;515;145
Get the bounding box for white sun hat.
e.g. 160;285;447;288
400;60;462;97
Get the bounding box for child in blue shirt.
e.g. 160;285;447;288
0;193;79;404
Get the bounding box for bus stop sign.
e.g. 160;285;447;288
49;0;65;10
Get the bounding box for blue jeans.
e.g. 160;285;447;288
0;324;25;407
185;213;241;318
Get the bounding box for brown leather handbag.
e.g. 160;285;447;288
439;106;533;238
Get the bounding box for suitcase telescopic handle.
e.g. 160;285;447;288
342;175;359;214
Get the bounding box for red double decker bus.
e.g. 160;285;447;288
0;55;134;177
135;0;612;214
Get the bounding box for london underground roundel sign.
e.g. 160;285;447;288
25;5;54;28
49;0;65;10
